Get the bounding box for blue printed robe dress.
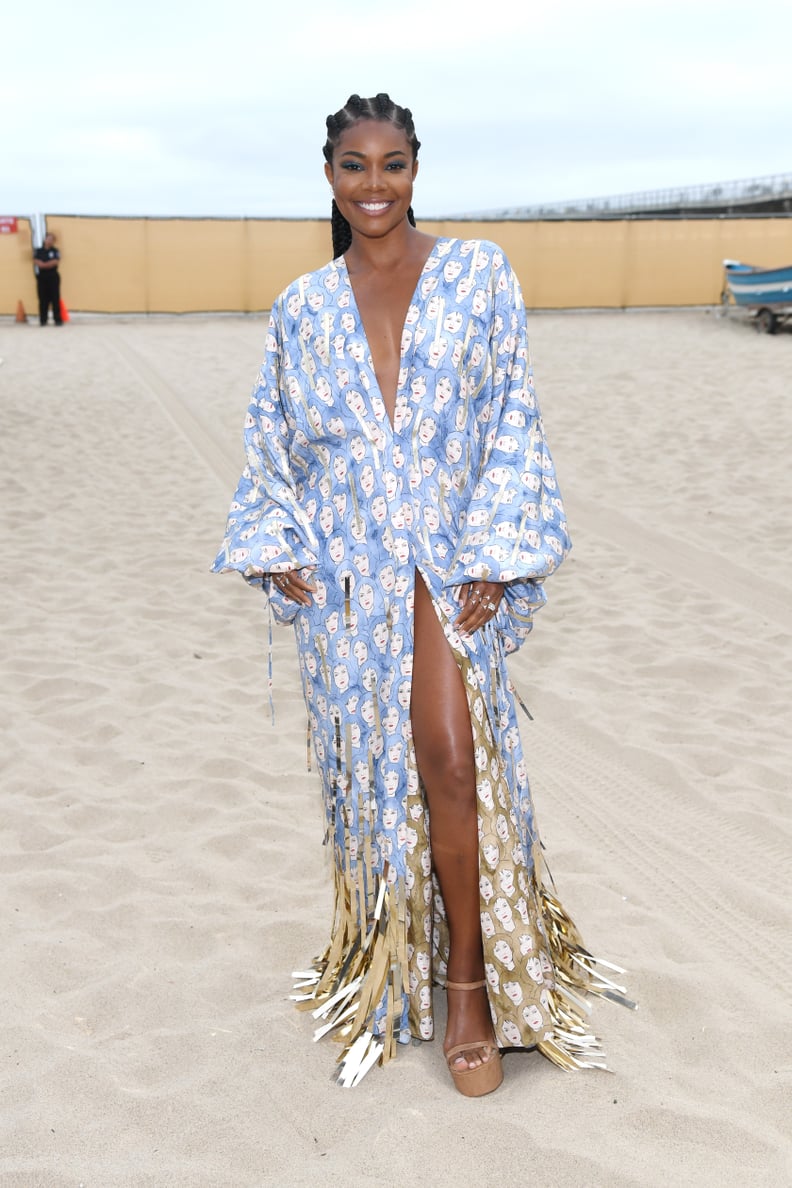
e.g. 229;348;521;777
214;238;627;1085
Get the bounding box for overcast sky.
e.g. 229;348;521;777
4;0;790;220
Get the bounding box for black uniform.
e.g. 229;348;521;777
34;245;62;325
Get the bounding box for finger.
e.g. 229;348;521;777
458;614;485;636
285;578;316;594
456;590;500;633
456;603;487;631
288;578;316;605
454;588;481;627
455;581;491;619
278;571;317;589
271;573;312;606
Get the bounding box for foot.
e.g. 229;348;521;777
444;978;498;1071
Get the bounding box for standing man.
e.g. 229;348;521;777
33;232;62;326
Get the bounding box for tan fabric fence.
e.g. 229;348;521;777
2;214;791;315
2;218;37;316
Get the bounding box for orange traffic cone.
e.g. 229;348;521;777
15;300;27;323
59;297;70;324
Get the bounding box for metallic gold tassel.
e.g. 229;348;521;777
513;681;534;721
536;879;637;1071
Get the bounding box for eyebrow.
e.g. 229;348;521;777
339;149;408;159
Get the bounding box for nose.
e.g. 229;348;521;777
365;166;387;191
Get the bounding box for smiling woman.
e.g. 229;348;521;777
322;93;421;258
213;91;632;1095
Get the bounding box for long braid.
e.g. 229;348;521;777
323;93;421;259
331;199;353;258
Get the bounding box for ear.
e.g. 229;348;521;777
411;158;419;181
324;161;334;187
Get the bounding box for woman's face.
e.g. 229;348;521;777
325;119;417;243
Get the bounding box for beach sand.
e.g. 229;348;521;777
1;308;789;1187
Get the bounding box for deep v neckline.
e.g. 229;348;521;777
341;238;444;432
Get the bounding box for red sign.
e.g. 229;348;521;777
0;217;19;234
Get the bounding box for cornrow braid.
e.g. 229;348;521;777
323;92;421;259
331;199;352;258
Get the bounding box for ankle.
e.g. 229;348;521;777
446;959;485;985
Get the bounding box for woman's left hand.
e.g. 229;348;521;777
454;580;505;635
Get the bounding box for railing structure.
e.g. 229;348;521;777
456;172;792;221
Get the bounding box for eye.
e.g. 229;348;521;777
340;161;363;171
386;161;408;171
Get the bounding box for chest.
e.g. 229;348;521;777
351;270;418;356
350;268;426;417
281;256;497;443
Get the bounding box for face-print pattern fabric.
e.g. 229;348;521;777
214;238;573;1060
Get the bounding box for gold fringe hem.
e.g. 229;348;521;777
292;865;635;1085
290;857;408;1088
536;885;637;1071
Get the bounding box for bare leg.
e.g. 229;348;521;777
411;573;495;1070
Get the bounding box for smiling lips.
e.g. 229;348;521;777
356;201;393;213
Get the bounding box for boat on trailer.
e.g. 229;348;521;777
722;259;792;333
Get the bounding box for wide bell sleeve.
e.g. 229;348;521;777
212;302;320;588
444;252;571;650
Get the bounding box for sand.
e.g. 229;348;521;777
1;307;790;1187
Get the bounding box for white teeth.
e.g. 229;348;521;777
359;202;390;211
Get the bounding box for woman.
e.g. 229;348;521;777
214;93;629;1095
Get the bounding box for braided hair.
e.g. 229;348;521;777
323;93;421;258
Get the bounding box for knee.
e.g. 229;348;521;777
418;738;477;807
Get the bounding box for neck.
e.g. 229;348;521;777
345;219;426;273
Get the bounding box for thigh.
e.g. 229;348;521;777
410;573;474;775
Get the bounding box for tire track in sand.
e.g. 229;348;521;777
108;331;241;491
568;500;790;631
527;695;792;998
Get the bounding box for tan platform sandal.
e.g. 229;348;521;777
445;979;504;1098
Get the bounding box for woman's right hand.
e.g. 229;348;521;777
269;571;316;607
